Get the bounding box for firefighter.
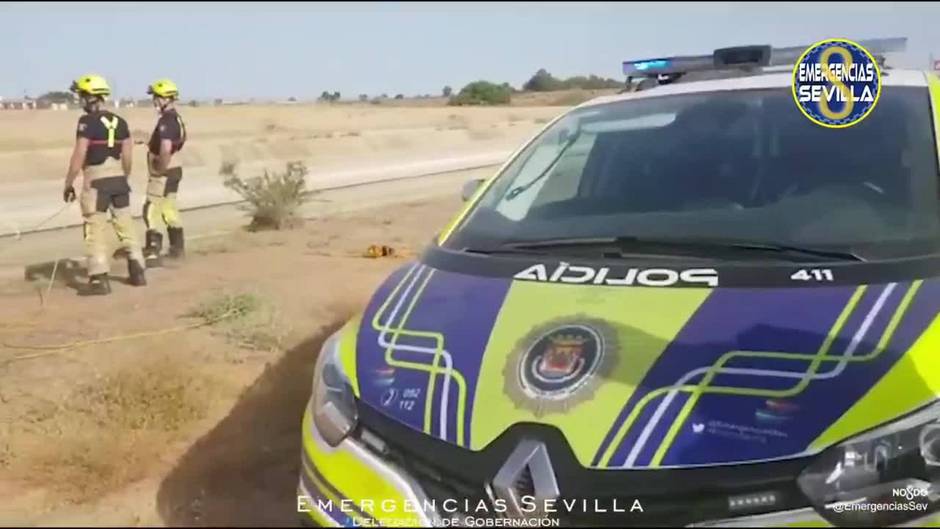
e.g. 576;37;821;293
64;74;147;295
142;78;187;267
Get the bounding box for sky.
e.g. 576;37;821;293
1;1;938;101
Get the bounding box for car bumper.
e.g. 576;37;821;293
298;406;442;527
298;407;940;528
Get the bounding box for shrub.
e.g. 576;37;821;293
219;159;239;177
186;292;288;352
567;74;621;90
449;81;511;106
442;85;453;97
223;161;311;230
523;69;564;92
523;69;623;92
185;292;262;324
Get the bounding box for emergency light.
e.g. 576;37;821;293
623;37;908;77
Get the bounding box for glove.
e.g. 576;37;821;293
63;186;76;203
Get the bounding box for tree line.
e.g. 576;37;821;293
316;68;622;106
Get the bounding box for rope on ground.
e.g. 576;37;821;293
30;202;76;233
0;320;38;329
0;308;241;365
1;202;75;243
40;257;60;308
0;321;39;336
2;202;76;308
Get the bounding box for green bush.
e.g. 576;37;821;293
223;161;312;230
449;81;512;106
523;69;564;92
523;69;622;92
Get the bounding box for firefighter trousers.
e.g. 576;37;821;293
80;175;144;276
144;166;183;231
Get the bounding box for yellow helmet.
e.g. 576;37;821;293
70;74;111;97
147;78;179;99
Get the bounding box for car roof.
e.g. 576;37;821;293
579;69;931;109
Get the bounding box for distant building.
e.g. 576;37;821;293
0;99;37;110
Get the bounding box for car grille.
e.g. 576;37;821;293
355;402;814;526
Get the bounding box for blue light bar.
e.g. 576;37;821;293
622;53;715;76
622;37;907;78
633;59;670;72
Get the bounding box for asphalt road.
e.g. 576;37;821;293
0;151;510;238
0;166;496;281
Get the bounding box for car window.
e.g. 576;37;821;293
446;86;940;259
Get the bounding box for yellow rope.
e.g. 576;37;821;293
0;321;39;331
0;309;239;365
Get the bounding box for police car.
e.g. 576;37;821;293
299;38;940;527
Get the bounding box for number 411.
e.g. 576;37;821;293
791;269;834;282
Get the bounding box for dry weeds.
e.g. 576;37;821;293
6;358;215;503
187;292;289;353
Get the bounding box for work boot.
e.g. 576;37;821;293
143;230;163;268
127;259;147;287
167;227;185;259
84;274;111;296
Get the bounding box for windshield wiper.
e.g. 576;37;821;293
505;129;581;201
718;241;866;262
497;236;867;262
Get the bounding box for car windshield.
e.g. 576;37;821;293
445;86;940;260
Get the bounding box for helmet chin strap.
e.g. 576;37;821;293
82;95;101;113
155;97;172;113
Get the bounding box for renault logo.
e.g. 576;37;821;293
491;439;560;518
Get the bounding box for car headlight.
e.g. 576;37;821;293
310;331;358;447
797;400;940;526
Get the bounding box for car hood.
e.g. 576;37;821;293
352;260;940;469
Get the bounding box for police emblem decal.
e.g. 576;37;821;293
504;317;617;417
792;38;882;128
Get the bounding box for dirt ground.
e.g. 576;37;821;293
0;190;464;526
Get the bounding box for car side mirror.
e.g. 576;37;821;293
461;178;484;202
